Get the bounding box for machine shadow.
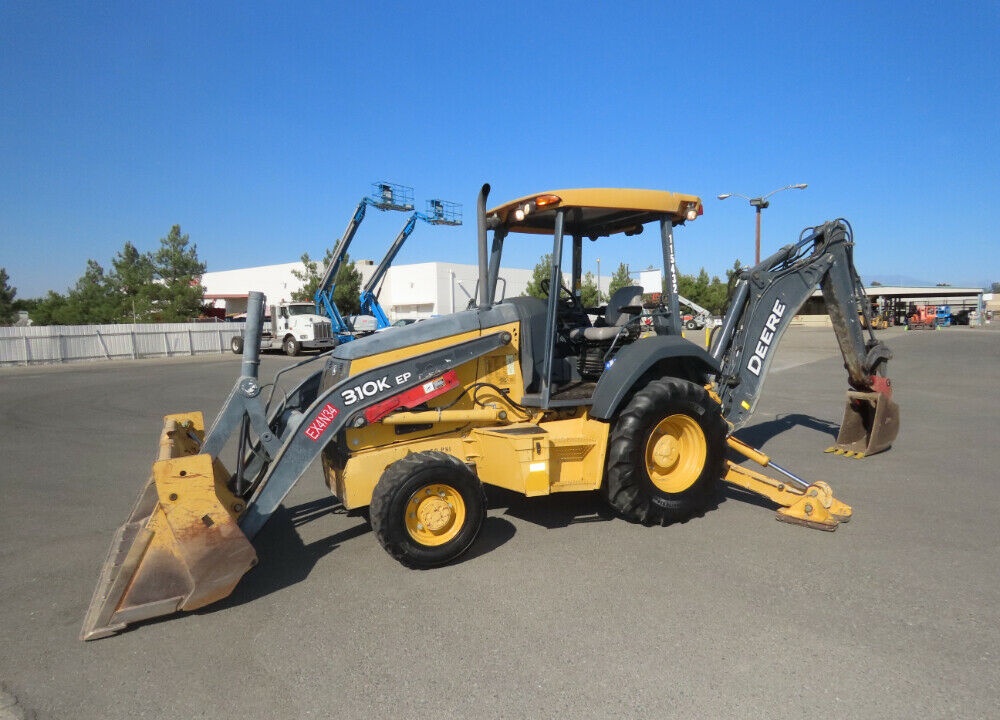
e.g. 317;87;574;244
733;412;840;449
723;412;841;510
202;496;368;614
457;516;518;563
488;486;615;530
201;494;520;613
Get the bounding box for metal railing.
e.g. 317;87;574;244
0;322;245;367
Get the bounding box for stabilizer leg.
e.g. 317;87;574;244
724;437;852;531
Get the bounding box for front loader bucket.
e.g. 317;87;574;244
81;412;257;640
827;390;900;458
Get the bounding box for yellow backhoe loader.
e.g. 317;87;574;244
82;185;899;640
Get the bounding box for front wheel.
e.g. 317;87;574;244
231;335;244;354
370;451;486;568
602;377;726;525
282;336;301;356
685;319;698;330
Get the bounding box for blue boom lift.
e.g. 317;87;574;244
314;182;415;341
359;199;462;329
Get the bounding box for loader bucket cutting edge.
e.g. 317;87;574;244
80;413;257;641
827;390;900;458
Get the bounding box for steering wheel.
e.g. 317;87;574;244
539;277;588;335
539;277;583;313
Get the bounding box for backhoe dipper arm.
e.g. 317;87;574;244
711;220;895;437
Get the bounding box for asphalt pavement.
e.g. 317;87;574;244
1;324;998;719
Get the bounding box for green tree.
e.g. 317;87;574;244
523;256;601;306
524;254;554;300
659;263;739;316
26;291;71;325
32;260;120;325
676;267;729;314
151;225;206;321
335;259;363;315
677;268;711;303
580;271;600;307
0;268;15;325
291;251;324;301
73;260;122;323
607;262;634;298
27;227;204;325
700;274;729;315
110;242;156;322
291;246;363;315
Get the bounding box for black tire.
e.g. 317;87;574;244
282;336;301;356
685;319;698;330
231;335;244;355
370;451;486;568
602;377;726;525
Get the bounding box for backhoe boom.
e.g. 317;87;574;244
711;219;898;455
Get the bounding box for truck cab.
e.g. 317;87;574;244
232;300;336;356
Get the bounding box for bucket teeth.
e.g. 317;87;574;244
824;447;866;458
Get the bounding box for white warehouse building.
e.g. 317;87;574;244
201;260;535;320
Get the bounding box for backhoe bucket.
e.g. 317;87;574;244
828;390;900;458
81;412;257;640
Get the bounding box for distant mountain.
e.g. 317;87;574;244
867;274;933;287
867;274;989;289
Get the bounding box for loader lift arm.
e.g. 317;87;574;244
710;219;899;456
358;199;462;329
315;182;415;337
81;291;510;640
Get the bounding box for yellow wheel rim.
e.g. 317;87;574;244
645;414;707;494
405;483;466;547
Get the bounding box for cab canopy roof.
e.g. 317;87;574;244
487;188;703;238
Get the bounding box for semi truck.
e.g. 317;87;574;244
231;300;336;356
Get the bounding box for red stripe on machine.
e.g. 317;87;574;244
363;370;460;424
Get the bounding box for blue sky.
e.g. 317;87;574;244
2;1;998;299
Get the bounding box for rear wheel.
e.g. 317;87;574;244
602;377;726;525
282;336;301;356
685;319;698;330
230;336;244;354
370;451;486;568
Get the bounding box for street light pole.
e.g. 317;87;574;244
718;183;807;265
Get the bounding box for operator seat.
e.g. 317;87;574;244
570;285;644;379
570;285;644;343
